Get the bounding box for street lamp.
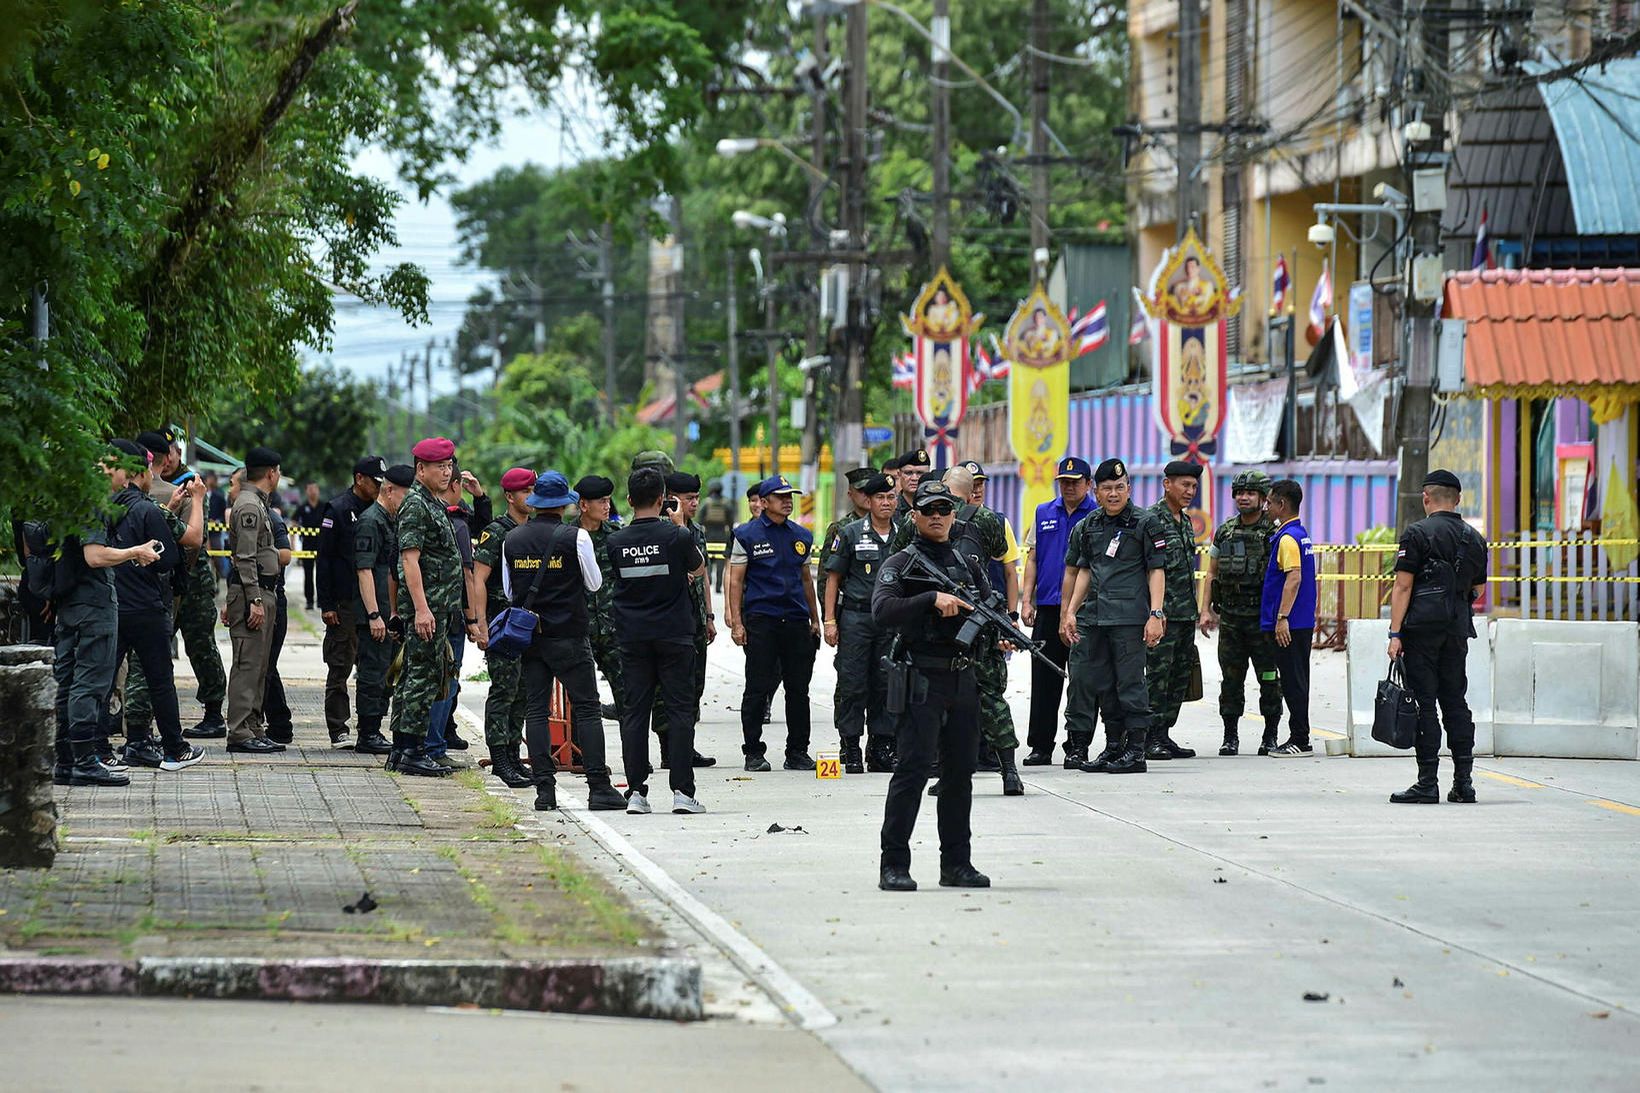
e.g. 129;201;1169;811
716;138;835;185
732;210;788;236
729;208;793;493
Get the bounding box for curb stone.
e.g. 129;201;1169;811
0;956;702;1021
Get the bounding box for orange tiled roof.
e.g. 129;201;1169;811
1443;268;1640;388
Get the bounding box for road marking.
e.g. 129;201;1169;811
452;707;838;1032
1478;771;1546;789
1591;799;1640;816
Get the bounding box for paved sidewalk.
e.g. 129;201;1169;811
0;678;650;964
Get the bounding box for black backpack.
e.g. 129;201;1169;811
1402;526;1462;632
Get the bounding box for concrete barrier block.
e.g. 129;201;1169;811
1345;619;1495;757
1493;619;1639;760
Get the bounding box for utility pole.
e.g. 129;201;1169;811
1395;5;1447;531
601;221;618;424
1176;0;1206;239
669;196;690;458
835;0;870;515
385;361;399;457
403;350;416;447
765;279;780;473
424;336;436;440
1029;0;1051;277
931;0;951;269
726;245;742;492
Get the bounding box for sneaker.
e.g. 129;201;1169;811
782;752;815;771
159;746;205;772
445;726;470;751
672;791;706;815
120;740;164;768
96;752;130;775
744;755;772;772
626;792;652;815
1267;741;1314;758
329;727;352;749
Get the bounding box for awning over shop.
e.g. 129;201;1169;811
1535;58;1640;235
1444;268;1640;421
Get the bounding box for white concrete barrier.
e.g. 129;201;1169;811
1345;618;1495;757
1491;619;1639;760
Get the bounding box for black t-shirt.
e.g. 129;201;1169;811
109;485;180;616
607;516;704;643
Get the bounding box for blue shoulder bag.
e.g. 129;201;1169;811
486;528;568;658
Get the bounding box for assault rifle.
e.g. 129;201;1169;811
899;548;1067;679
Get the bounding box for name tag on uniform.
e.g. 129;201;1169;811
857;543;879;555
1105;533;1121;558
751;541;775;560
1040;519;1059;533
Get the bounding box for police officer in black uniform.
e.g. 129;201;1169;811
1060;458;1168;775
262;500;296;742
608;467;710;815
1387;469;1490;804
505;470;625;814
874;478;994;893
316;455;385;747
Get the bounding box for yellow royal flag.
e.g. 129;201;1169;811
1004;284;1074;533
1602;451;1638;571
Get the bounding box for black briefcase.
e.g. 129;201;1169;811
1371;657;1419;749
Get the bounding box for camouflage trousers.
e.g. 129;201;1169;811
976;645;1019;751
389;631;452;739
1145;620;1197;735
124;590;226;733
1216;615;1283;724
588;622;626;718
483;648;526;747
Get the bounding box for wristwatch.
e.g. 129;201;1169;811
251;597;264;607
465;616;478;625
1278;612;1290;621
1149;609;1165;619
1008;610;1020;621
367;610;382;621
707;613;716;621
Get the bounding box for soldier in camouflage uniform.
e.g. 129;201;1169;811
124;428;227;739
1199;470;1282;755
470;467;537;787
1143;460;1205;760
388;438;463;778
655;471;717;769
888;465;1022;795
574;474;627;724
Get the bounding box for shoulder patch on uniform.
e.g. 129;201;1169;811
320;517;335;528
358;534;374;550
1154;538;1167;548
478;531;491;544
794;540;808;557
240;512;259;528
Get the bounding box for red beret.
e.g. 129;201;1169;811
411;436;455;462
500;467;536;492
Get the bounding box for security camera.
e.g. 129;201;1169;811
1307;222;1335;248
1372;182;1409;207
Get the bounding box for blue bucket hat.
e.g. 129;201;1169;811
525;470;579;509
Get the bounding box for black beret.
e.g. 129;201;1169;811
110;437;149;461
858;473;894;496
845;467;876;488
574;474;615;500
882;453;904;471
1093;458;1128;483
1422;469;1463;491
665;471;701;494
384;464;415;488
246;446;282;468
897;448;932;468
136;430;175;456
1163;459;1203;479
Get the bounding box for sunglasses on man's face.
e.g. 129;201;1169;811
919;502;955;517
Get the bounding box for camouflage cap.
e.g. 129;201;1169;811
631;449;675;474
1230;469;1274;494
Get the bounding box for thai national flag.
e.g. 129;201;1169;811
1272;254;1290;314
1129;312;1147;345
1308;259;1331;342
982;334;1009;381
1472;207;1497;271
891;351;915;390
1070;301;1109;356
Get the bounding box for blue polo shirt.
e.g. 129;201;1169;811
733;513;815;621
1030;494;1096;606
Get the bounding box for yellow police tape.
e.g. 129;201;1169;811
1316;538;1639;552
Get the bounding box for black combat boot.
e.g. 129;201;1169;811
1081;732;1125;772
397;744;451;778
185;703;227;739
1390;756;1441;803
1062;731;1092;769
842;738;865;774
1258;719;1280;756
1143;728;1172;762
1219;716;1240;756
490;747;534;788
585;772;626;811
1447;754;1477;803
999;749;1024;796
1105;726;1149;774
976;744;1001;773
865;736;893;772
